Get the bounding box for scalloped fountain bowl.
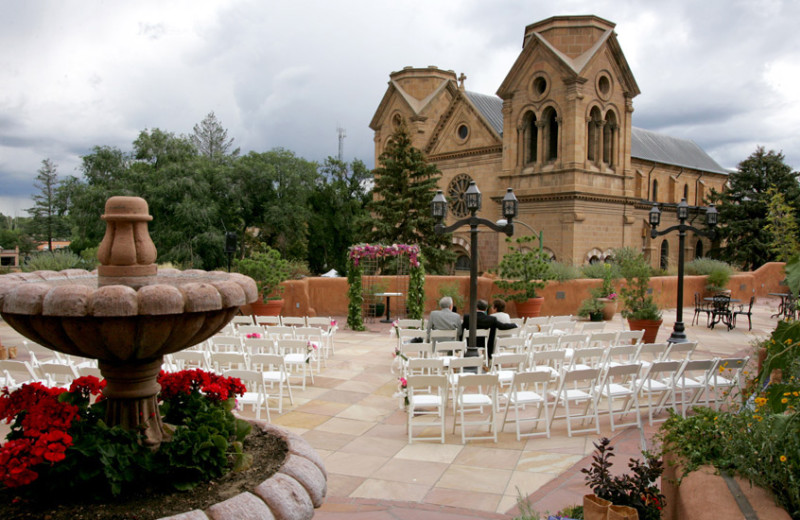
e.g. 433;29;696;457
0;196;257;446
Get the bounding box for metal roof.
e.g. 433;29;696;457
631;127;728;175
461;90;728;175
465;91;504;136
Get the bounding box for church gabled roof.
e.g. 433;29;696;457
456;90;728;175
464;91;504;136
631;127;729;175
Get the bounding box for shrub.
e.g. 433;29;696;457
22;250;83;272
686;258;734;293
549;261;581;282
494;235;553;302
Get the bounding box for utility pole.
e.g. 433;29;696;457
337;126;346;163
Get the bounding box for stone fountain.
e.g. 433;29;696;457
0;196;257;446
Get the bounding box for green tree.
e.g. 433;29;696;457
368;121;453;273
27;158;69;251
191;111;239;161
307;157;371;275
708;147;800;270
765;186;800;262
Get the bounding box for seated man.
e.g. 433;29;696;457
426;296;462;342
459;299;518;360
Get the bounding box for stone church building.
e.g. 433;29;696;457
370;15;728;272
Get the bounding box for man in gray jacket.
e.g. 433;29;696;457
426;296;462;341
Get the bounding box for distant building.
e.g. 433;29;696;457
36;240;71;252
0;246;20;268
370;15;728;271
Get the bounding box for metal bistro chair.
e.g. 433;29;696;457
692;292;712;326
733;296;755;331
709;294;733;330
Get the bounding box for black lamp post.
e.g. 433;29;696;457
649;198;718;343
431;182;518;354
224;232;237;273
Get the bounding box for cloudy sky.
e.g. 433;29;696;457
2;0;799;216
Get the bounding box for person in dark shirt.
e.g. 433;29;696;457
459;299;518;360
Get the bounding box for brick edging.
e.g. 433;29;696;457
159;420;327;520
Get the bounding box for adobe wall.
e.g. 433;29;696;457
279;262;787;319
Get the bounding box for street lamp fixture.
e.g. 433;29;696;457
224;232;237;273
649;198;719;343
431;182;518;355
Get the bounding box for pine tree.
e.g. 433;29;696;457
708;147;800;270
27;158;69;252
765;187;800;262
368;121;454;273
191;112;239;160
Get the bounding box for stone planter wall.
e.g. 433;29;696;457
160;421;327;520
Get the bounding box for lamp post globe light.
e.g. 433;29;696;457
649;198;719;343
430;182;518;354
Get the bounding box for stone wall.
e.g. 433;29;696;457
277;262;787;319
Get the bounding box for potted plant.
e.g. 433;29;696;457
615;247;662;342
578;297;604;321
494;235;553;318
705;263;732;295
587;262;619;320
233;245;291;315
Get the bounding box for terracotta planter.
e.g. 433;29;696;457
627;318;662;343
515;296;545;318
251;299;284;316
598;298;617;321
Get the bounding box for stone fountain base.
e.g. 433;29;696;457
160;421;327;520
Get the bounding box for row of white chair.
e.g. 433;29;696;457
406;355;749;444
230;315;337;329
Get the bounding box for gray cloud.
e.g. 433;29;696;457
1;0;799;216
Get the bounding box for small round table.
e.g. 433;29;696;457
375;292;402;323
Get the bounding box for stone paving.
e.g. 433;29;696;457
0;296;781;519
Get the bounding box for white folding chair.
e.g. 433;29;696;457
249;353;294;414
509;317;526;327
399;342;432;362
673;358;716;416
529;335;561;352
530;349;567;379
209;335;243;353
276;338;314;390
231;315;255;327
595;363;642;431
453;373;499;443
210;351;249;373
36;361;80;388
616;330;645;346
432;340;466;368
255;315;282;327
579;321;606;333
706;357;749;411
77;365;103;379
663;341;698;362
525;316;550;327
224;369;269;421
548;367;601;437
265;326;295;341
0;360;42;390
587;331;619;349
170;350;209;371
294;326;325;372
448;357;484;413
407;374;448;444
429;328;458;346
603;344;638;368
633;342;670;369
550;320;576;334
236;325;265;337
280;316;307;327
243;337;275;355
633;360;681;425
495;336;527;354
306;316;337;359
397;328;426;349
490;352;528;394
568;347;606;371
501;370;552;440
397;318;423;329
406;357;445;378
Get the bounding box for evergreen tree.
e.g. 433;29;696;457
765;187;800;262
368;121;454;273
27;158;69;251
191;112;239;161
707;147;800;270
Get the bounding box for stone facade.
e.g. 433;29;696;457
370;15;728;271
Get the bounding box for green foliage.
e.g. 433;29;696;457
191;111;240;160
584;262;618;299
708;147;800;270
27;158;70;251
613;247;661;320
581;437;665;520
407;262;426;320
577;297;604;318
686;257;734;292
346;259;365;330
549;261;581;282
22;250;83;272
757;320;800;397
307;158;372;275
786;255;800;297
765;186;800;262
438;282;465;311
233;245;290;302
494;235;553;302
368;120;454;274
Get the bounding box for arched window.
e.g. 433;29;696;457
587;107;602;162
660;240;669;271
602;111;617;167
455;255;470;271
652;180;659;202
523;111;538;164
542;107;558;162
696;240;704;259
